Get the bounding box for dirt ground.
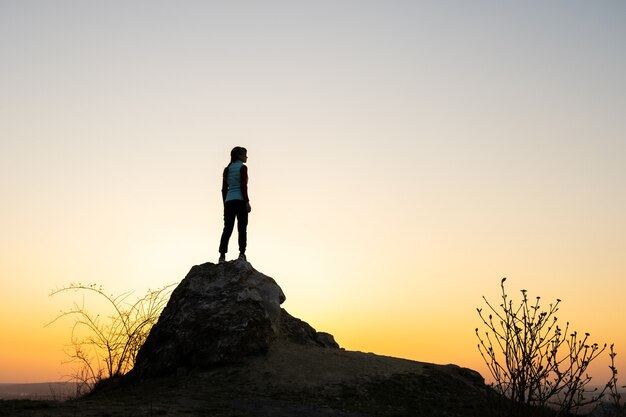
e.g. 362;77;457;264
0;341;491;417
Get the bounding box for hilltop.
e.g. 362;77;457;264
0;261;492;416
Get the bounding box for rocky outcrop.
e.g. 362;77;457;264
15;260;495;417
280;309;339;348
134;260;339;378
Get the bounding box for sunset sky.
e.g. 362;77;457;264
1;1;625;384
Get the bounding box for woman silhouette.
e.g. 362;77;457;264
218;146;251;263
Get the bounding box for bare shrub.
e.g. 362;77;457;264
602;344;626;417
48;283;174;394
476;278;618;416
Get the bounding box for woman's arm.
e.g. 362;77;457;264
240;165;249;202
221;167;229;202
240;165;251;212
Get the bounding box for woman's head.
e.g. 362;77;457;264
230;146;247;163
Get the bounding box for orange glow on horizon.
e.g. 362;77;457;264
2;1;625;384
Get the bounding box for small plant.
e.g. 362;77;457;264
476;278;617;416
48;283;174;394
603;344;626;416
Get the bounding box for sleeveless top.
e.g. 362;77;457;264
224;160;245;202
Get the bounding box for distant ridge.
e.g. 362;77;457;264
0;382;77;400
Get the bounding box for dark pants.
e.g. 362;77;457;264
219;199;248;254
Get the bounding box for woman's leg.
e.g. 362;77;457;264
219;201;237;255
236;200;248;255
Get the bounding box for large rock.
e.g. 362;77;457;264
134;260;338;378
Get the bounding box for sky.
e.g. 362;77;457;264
1;1;625;384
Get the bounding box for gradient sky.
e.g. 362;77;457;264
1;1;625;383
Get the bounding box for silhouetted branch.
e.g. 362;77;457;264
48;282;175;393
476;278;621;416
